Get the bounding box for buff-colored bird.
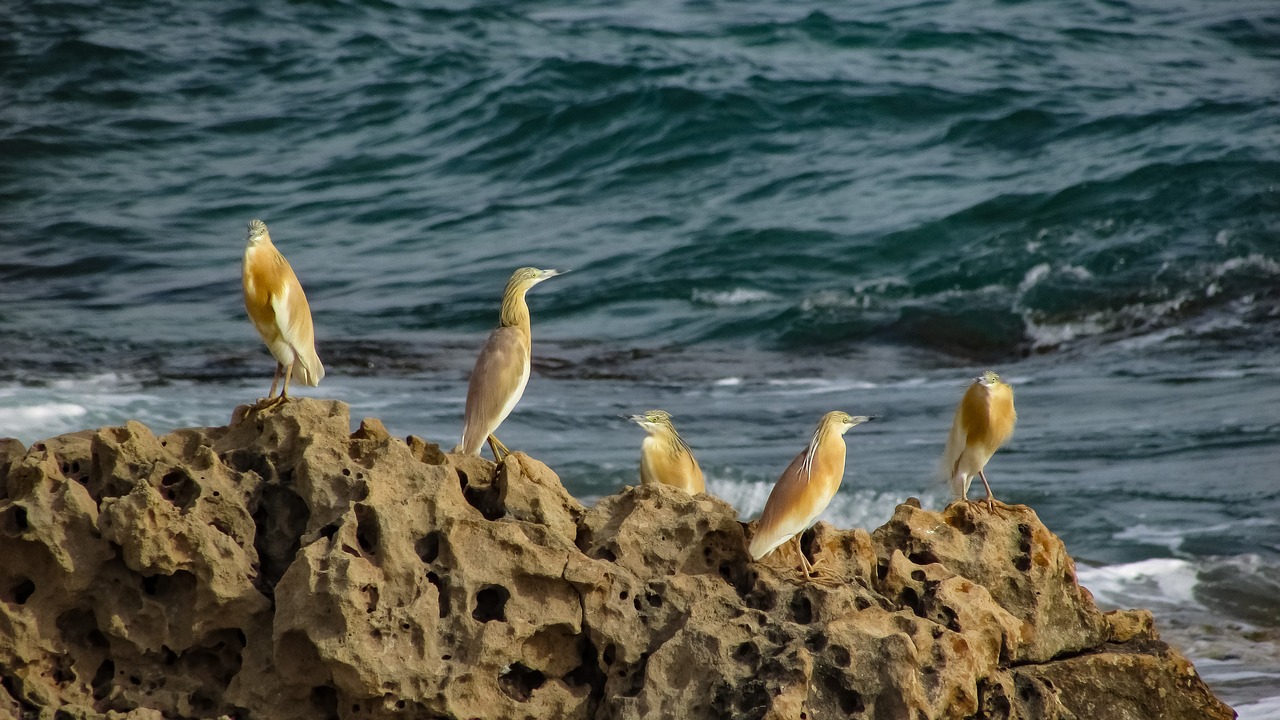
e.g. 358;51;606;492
631;410;705;494
242;219;324;409
940;371;1017;511
750;411;872;582
455;267;561;460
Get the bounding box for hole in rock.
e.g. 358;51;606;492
9;578;35;605
646;592;663;608
789;593;814;625
498;663;545;703
830;644;851;668
1015;554;1032;572
341;468;350;477
355;504;380;556
90;659;114;701
426;572;450;618
602;644;616;666
416;531;441;564
0;505;29;536
732;642;759;665
458;469;504;521
563;637;607;708
806;631;827;652
854;596;871;611
908;549;940;566
901;587;924;616
472;585;510;623
309;685;339;720
252;485;308;591
159;469;200;509
910;569;926;582
818;667;864;713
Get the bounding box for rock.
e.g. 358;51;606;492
0;399;1236;719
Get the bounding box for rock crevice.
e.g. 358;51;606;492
0;399;1234;719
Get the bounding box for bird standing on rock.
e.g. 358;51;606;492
455;267;562;461
241;219;325;409
631;410;705;494
750;411;873;583
940;371;1017;511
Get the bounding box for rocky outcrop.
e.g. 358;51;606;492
0;399;1234;719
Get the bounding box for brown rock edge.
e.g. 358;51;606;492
0;399;1235;720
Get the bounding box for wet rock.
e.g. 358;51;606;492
0;399;1235;719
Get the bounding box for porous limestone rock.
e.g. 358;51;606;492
0;399;1236;719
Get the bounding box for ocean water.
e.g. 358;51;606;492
2;0;1279;712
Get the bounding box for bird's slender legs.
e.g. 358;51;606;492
792;535;842;587
487;434;511;462
254;363;291;411
268;363;283;399
978;470;1002;514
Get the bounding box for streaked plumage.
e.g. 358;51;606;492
631;410;705;494
455;267;561;460
242;219;324;407
750;411;872;581
940;371;1017;511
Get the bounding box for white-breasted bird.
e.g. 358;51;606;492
455;267;561;460
242;219;324;408
631;410;705;494
750;411;872;582
940;370;1017;511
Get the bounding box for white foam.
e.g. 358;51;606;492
691;288;778;306
1076;558;1203;610
1;402;88;423
1236;695;1280;720
707;475;938;531
713;377;742;386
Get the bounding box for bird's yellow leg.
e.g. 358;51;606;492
978;470;1004;515
252;364;286;411
268;363;283;399
795;536;843;587
279;362;294;402
487;434;511;462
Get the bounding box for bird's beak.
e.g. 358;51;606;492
849;415;874;427
628;414;646;425
537;269;563;282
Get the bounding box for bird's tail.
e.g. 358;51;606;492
293;350;325;387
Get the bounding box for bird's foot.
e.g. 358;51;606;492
801;557;846;587
250;395;286;412
963;497;1006;517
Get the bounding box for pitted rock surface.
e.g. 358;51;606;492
0;399;1235;719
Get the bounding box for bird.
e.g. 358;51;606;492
749;411;873;583
939;370;1017;512
630;410;705;494
241;219;324;409
455;267;561;461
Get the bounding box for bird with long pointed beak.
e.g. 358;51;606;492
455;267;561;461
750;411;873;583
631;410;705;494
241;219;324;409
940;370;1017;511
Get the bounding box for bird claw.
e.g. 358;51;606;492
250;395;286;412
801;557;846;587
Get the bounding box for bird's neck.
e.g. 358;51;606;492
499;288;532;335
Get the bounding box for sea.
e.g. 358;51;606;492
2;0;1278;713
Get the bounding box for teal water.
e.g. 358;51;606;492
2;0;1279;712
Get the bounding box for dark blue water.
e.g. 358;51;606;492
2;0;1279;711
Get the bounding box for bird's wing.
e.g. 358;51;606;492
459;327;530;454
749;450;811;560
939;383;985;482
269;256;324;386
